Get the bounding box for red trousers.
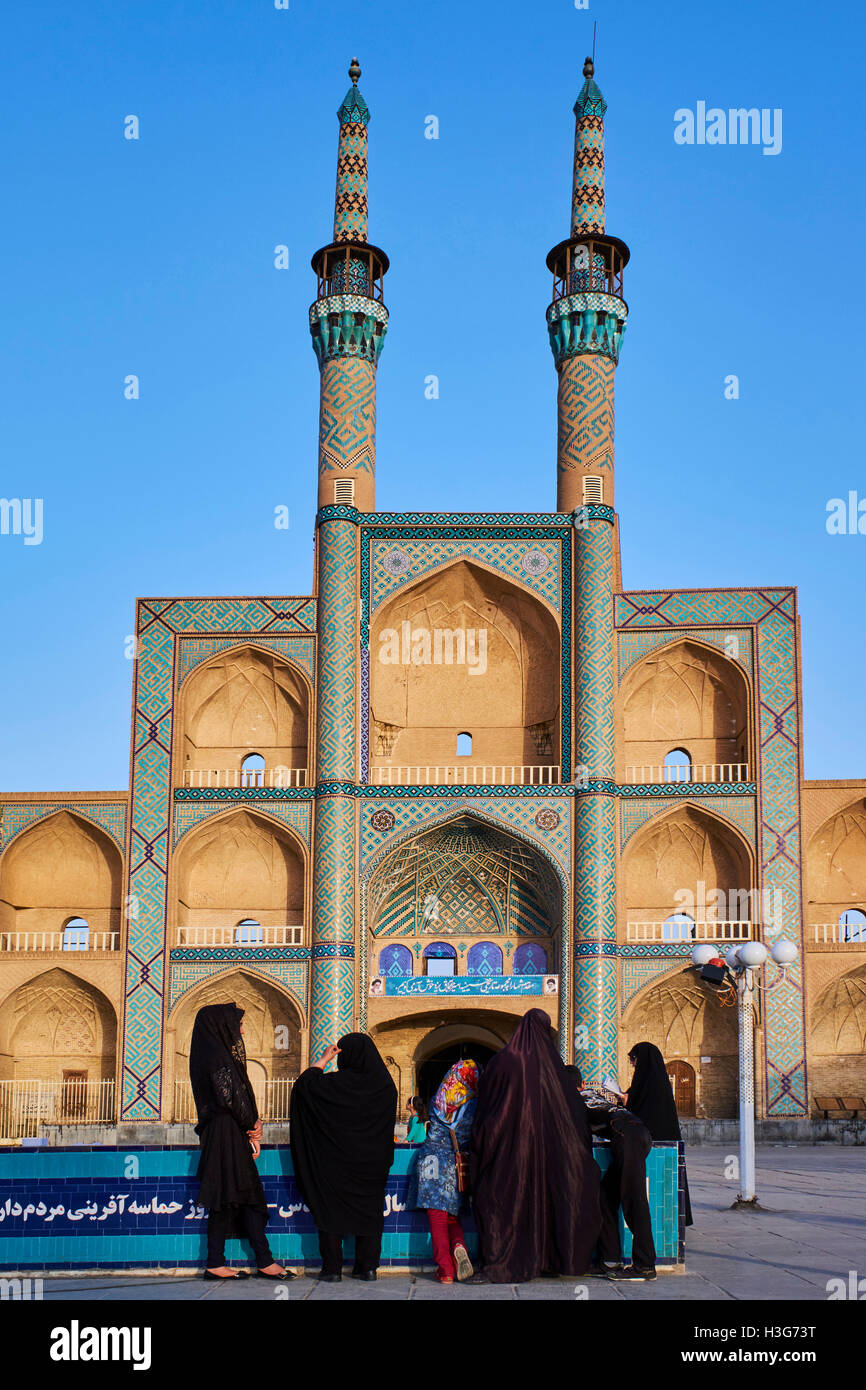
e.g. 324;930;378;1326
428;1209;466;1278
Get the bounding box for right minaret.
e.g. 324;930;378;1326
547;57;629;512
547;59;630;1084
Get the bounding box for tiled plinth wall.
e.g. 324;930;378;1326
0;1142;685;1270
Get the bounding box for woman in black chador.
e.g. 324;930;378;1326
189;1002;292;1280
468;1009;601;1283
290;1032;398;1282
626;1041;693;1226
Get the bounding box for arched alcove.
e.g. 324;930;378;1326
0;812;122;943
809;964;866;1099
369;560;561;778
173;810;305;942
619;639;751;782
178;646;310;788
805;799;866;935
0;968;117;1085
169;968;304;1119
621;968;739;1118
622;805;754;938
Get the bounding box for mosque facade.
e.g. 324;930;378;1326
2;60;865;1133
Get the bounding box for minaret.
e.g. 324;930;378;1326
546;59;629;1085
309;57;389;512
309;60;388;1061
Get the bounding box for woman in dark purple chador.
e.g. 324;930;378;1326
468;1009;600;1282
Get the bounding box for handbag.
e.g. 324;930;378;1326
450;1127;470;1193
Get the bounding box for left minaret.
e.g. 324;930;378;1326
310;57;389;511
309;60;388;1061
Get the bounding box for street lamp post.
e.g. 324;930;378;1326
691;937;799;1208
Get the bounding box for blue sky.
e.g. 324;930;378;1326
0;0;863;789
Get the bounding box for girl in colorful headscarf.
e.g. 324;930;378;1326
408;1059;480;1283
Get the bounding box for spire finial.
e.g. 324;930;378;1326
349;56;361;85
583;56;594;79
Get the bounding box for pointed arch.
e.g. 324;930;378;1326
0;966;117;1083
0;810;123;941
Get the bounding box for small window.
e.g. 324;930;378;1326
423;942;457;977
664;748;692;783
663;913;695;942
235;919;263;945
333;478;355;504
582;475;603;504
241;753;265;788
456;732;472;757
62;918;90;951
839;909;866;943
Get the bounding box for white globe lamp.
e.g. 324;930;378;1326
770;939;799;966
691;944;717;967
739;941;769;969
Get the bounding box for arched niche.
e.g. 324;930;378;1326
622;805;754;933
0;967;117;1084
618;639;751;781
0;811;122;940
369;560;561;774
805;798;866;924
621;967;738;1119
366;815;561;974
809;964;866;1100
178;646;310;786
173;810;306;937
168;968;304;1117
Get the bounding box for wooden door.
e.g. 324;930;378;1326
666;1059;696;1116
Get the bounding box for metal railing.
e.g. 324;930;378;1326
370;764;561;786
626;920;754;943
0;931;120;952
173;1078;296;1123
624;763;748;785
182;767;308;789
0;1078;116;1139
176;925;304;947
812;922;866;945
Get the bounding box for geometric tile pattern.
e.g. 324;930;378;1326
359;522;573;782
620;795;756;848
0;800;127;854
621;958;690;1010
618;626;753;682
316;518;357;781
334;81;369;243
172;798;312;848
176;634;316;687
359;795;572;876
369;537;562;616
311;795;357;1057
615;586;807;1115
318;357;377;475
121;596;315;1120
572;72;606;235
167;959;309;1015
557;355;615;479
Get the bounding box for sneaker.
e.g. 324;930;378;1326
590;1261;623;1276
606;1264;656;1281
452;1243;474;1282
434;1272;454;1284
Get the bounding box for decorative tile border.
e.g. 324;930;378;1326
618;626;753;682
176;634;316;687
123;597;315;1120
359;794;572;876
614;588;806;1116
620;795;756;847
0;801;127;854
172;798;313;848
369;537;562;616
167;959;309;1015
621;958;692;1009
381;975;558;996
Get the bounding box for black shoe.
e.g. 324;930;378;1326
351;1270;377;1281
203;1269;251;1280
607;1264;656;1281
466;1272;491;1285
256;1268;298;1280
590;1262;623;1276
315;1272;342;1282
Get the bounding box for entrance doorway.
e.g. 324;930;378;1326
666;1059;696;1116
416;1042;498;1110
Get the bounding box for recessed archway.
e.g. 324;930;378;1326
621;967;738;1119
0;967;117;1086
0;811;123;943
369;559;561;776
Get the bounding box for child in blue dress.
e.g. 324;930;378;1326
409;1059;479;1282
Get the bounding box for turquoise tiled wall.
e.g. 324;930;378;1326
0;1141;684;1270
